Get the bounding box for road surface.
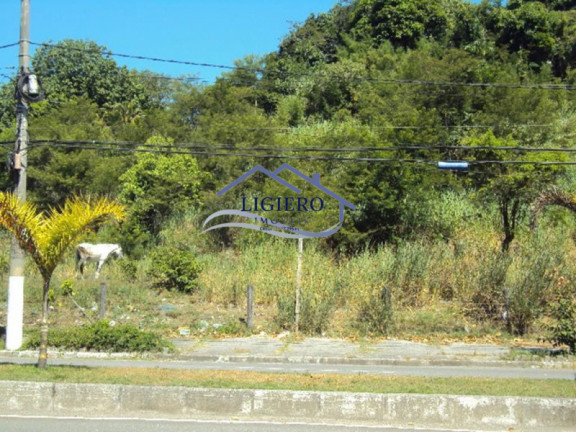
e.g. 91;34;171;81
1;356;574;380
0;416;477;432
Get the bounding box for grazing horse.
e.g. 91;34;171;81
75;243;123;278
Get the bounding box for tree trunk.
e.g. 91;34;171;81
37;277;51;368
500;198;520;253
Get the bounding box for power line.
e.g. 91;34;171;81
28;142;437;163
189;123;556;132
135;73;200;84
0;42;19;50
208;75;576;97
19;140;576;165
19;139;576;154
28;41;576;91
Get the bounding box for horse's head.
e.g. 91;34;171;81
113;246;124;259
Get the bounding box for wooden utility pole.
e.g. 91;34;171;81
6;0;30;350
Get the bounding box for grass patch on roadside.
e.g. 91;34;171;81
0;365;574;398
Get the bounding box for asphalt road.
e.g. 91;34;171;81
0;416;477;432
1;356;574;380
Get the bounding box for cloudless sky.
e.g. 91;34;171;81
0;0;338;84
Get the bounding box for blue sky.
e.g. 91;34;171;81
0;0;338;84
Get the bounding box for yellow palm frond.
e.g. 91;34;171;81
0;193;125;279
0;192;44;265
38;196;125;275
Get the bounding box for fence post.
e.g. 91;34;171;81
246;285;254;330
99;283;107;319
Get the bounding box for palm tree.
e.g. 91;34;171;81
0;193;125;368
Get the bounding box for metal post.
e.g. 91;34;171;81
99;283;107;319
6;0;30;351
246;285;254;330
294;237;303;334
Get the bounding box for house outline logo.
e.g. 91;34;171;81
202;163;356;239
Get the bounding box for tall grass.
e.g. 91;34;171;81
195;228;576;337
2;196;576;342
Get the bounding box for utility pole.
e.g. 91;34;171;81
6;0;30;350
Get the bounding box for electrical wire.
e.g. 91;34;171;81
0;42;19;50
18;140;576;165
189;123;556;131
28;41;576;91
19;139;576;154
28;142;435;163
140;74;199;83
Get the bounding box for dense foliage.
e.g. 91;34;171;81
23;320;171;353
147;245;203;294
0;0;575;252
1;0;576;344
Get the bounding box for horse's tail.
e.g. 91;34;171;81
75;245;87;273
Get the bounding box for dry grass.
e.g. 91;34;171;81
1;364;575;398
0;221;574;347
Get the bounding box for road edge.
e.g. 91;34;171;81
0;380;574;431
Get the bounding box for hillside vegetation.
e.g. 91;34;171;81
1;0;576;348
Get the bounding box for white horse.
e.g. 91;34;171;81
75;243;123;278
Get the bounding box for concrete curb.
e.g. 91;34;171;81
1;349;573;369
0;381;574;431
174;353;574;369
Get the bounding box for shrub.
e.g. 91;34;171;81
147;246;202;293
355;285;393;335
543;287;576;353
276;288;338;335
505;240;564;335
390;242;432;306
466;252;511;321
118;259;138;281
23;320;171;353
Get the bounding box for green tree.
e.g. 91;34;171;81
31;39;151;112
0;193;125;368
118;135;205;240
466;131;563;251
349;0;449;48
25;97;129;209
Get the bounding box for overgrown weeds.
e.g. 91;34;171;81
1;209;575;348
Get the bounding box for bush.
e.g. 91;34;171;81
466;252;511;321
355;286;393;335
147;246;202;293
543;291;576;353
505;239;565;335
276;288;338;335
23;320;171;353
118;259;138;281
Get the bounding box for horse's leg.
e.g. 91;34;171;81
95;259;105;279
75;250;81;278
76;259;85;279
